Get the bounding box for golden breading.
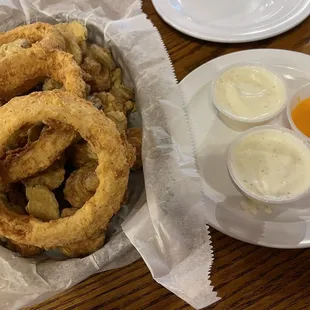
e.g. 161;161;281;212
0;39;31;57
0;91;129;249
61;207;78;218
64;162;99;209
0;124;76;184
81;56;110;92
23;158;65;190
111;84;134;103
5;122;44;151
106;111;128;132
87;44;116;70
56;21;87;45
0;44;86;100
55;21;87;65
0;22;65;52
25;185;60;222
0;21;139;257
96;92;123;113
81;57;101;76
96;91;135;115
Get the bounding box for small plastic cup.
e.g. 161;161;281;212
227;125;310;205
287;82;310;142
211;62;288;131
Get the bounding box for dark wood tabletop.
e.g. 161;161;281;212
29;2;310;310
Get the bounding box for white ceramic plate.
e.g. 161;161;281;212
180;49;310;248
152;0;310;42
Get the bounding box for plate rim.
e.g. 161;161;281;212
152;0;310;43
180;48;310;248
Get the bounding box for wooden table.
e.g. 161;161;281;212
30;2;310;310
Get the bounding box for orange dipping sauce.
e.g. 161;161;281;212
291;98;310;137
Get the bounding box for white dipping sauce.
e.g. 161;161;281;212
229;128;310;201
214;65;286;120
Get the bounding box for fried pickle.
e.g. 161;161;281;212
87;44;116;70
64;162;99;209
55;22;87;65
66;142;97;169
26;185;60;221
106;111;128;132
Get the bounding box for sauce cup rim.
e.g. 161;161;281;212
227;125;310;205
211;62;288;124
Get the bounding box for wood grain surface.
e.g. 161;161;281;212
28;1;310;310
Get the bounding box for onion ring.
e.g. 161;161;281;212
0;48;86;100
0;90;129;249
0;22;65;51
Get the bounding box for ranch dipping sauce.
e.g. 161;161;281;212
213;65;286;120
228;127;310;203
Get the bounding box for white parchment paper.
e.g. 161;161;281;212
0;0;219;309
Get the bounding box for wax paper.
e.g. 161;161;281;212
0;0;219;309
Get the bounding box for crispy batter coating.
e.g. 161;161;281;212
56;21;87;46
0;47;86;100
5;122;44;151
87;44;116;70
106;111;128;132
55;22;87;65
97;92;123;113
96;91;134;115
66;142;97;169
0;22;65;51
61;207;78;218
60;234;105;258
81;56;110;92
0;39;31;57
90;73;111;93
0;23;91;100
0;124;76;184
64;162;99;209
0;91;129;248
111;84;134;103
127;128;142;171
0;22;138;256
23;158;65;190
81;57;101;76
26;185;60;221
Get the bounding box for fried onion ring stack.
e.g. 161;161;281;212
0;21;142;258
